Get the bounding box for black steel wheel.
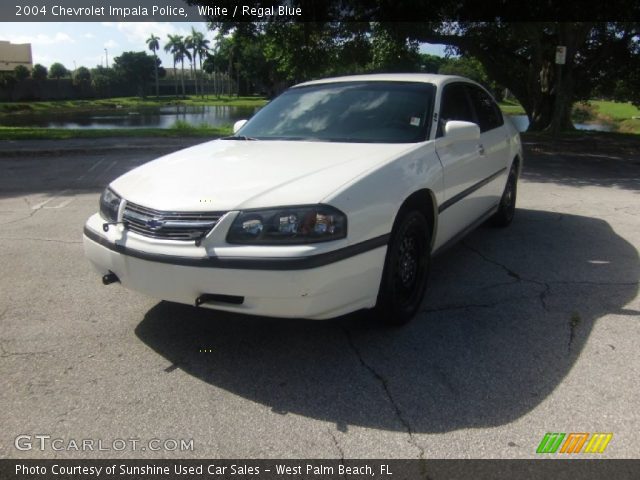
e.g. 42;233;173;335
375;210;431;325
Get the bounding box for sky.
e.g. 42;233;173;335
0;22;446;71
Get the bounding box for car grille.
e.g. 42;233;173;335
122;201;225;241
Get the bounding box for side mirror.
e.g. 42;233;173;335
233;119;248;134
444;120;480;142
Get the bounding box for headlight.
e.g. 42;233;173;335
99;187;121;222
227;205;347;244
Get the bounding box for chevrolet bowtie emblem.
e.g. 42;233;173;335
146;218;164;230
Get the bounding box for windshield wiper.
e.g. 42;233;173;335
220;135;258;141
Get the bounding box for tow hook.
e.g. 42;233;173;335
102;271;120;285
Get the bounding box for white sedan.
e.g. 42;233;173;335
83;74;522;324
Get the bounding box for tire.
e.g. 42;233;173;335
491;163;518;227
374;210;431;325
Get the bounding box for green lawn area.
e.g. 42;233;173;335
590;100;640;119
0;95;268;114
499;99;526;115
587;100;640;134
0;124;233;141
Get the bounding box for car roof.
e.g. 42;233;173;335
294;73;469;89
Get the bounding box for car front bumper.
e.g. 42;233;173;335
83;214;387;320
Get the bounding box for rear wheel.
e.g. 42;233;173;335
374;210;431;325
491;163;518;227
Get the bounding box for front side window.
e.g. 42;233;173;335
467;85;504;133
437;83;476;137
237;81;435;144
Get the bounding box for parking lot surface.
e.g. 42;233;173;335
0;136;638;458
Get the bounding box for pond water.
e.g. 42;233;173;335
0;105;259;129
1;107;614;133
508;114;613;133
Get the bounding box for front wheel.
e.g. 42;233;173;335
374;210;431;325
491;163;518;227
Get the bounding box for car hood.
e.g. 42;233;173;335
110;139;414;211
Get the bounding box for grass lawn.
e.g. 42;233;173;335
590;100;640;119
0;124;233;141
586;100;640;134
0;95;268;114
499;99;526;115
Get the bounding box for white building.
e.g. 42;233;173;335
0;40;33;72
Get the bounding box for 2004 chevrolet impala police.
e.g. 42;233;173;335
83;74;522;324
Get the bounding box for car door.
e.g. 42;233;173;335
433;82;486;247
465;84;510;206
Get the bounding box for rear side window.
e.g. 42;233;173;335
467;85;504;132
437;83;475;137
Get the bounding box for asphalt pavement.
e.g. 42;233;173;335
0;137;638;459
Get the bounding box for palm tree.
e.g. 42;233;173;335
195;33;210;97
185;28;211;96
165;34;190;97
185;29;198;95
146;34;160;97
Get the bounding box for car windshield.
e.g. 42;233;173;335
236;81;435;143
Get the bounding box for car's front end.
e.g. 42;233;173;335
84;77;439;319
82;139;406;319
83;209;386;319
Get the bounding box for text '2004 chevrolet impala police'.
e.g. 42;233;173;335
83;74;522;324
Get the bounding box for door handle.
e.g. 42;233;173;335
478;144;485;156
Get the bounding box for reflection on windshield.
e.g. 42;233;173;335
238;81;435;144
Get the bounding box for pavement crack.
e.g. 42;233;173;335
462;242;521;280
343;328;424;459
0;209;41;226
549;280;639;286
0;341;52;358
538;281;551;311
327;428;345;462
422;302;497;313
462;242;551;311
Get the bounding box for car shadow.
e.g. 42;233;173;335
135;208;638;433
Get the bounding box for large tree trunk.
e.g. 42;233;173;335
523;59;572;132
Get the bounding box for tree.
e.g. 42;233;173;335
437;56;503;99
372;21;640;133
419;54;446;73
193;29;210;96
91;65;120;97
189;0;640;133
31;64;47;82
183;29;211;96
165;34;191;97
74;66;91;84
113;51;157;97
185;28;199;95
369;23;420;72
13;65;30;82
49;62;68;80
146;33;161;97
